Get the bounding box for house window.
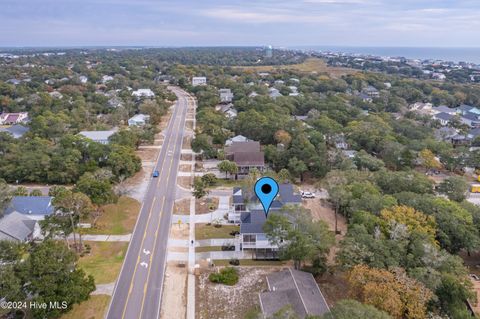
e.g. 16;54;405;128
243;234;256;243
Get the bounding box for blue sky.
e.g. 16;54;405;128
2;0;480;47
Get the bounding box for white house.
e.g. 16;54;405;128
132;89;155;98
192;77;207;86
0;112;29;125
128;114;150;126
79;75;88;84
102;75;114;83
219;88;234;103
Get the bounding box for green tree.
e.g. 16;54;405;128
13;186;29;196
193;177;209;199
75;171;117;205
18;240;95;318
217;160;238;179
0;179;12;215
320;300;392;319
29;189;43;196
288;157;307;182
437;176;469;202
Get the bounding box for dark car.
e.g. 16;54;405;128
152;170;159;177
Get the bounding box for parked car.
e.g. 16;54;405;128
470;274;480;281
301;191;316;199
152;170;159;178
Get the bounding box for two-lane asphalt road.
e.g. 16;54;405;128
106;87;192;319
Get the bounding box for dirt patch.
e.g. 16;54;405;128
317;272;350;308
196;197;219;214
183;135;192;149
170;223;190;240
160;262;187;319
180;164;192;172
186;120;194;130
168;247;189;253
174;198;191;215
181;153;193;161
136;148;158;162
303;198;347;265
197;267;275;319
178;176;192;189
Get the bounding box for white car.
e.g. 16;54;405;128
301;191;316;199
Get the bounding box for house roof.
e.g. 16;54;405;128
225;141;261;154
434;112;454;121
0;211;36;241
240;210;267;234
469;128;480;138
0;124;29;138
433;105;456;113
462;112;480;121
260;269;330;318
233;152;265;166
5;196;54;216
129;114;150;122
79;129;117;141
278;183;302;204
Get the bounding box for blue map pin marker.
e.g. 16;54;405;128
254;177;279;217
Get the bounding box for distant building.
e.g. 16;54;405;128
268;88;282;100
108;97;123;108
259;269;330;318
432;105;457;115
0;112;29;125
192;77;207;86
248;91;259;98
132;89;155;98
363;86;380;98
78;129;118;144
0;124;29;138
433;112;454;126
216;103;237;119
102;75;114;83
79;75;88;84
128;114;150;126
5;196;55;221
225;135;249;146
265;45;273;58
219;88;234;103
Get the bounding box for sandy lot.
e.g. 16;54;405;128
178;176;192;189
170;223;190;240
183;135;192;149
174;198;191;215
303;198;347;265
181;154;193;161
196;267;276;319
180;164;192;172
196;197;219;214
160;262;188;319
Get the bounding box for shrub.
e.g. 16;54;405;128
201;173;218;186
209;267;239;285
229;258;240;266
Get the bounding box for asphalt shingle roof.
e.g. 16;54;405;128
260;269;330;318
0;212;36;241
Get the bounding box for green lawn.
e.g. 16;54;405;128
213;259;288;267
195;224;239;240
78;241;128;284
60;295;111;319
210;179;242;188
81;197;141;235
196;246;223;253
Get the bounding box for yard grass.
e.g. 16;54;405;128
234;58;357;78
82;196;141;235
195;224;239;240
78;241;128;284
210;178;242;188
60;295;111;319
213;259;288;267
196;246;223;253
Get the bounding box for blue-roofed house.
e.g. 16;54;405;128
5;196;55;221
433;112;454;126
0;124;30;138
230;183;302;258
78;128;118;144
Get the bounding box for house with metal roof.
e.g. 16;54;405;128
78;128;118;144
0;112;29;125
128;114;150;126
259;268;330;318
0;124;29;138
433;112;454;126
5;196;55;221
0;212;41;242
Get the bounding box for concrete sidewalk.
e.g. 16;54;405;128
68;234;131;242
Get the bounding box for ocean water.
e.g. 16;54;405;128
292;46;480;65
